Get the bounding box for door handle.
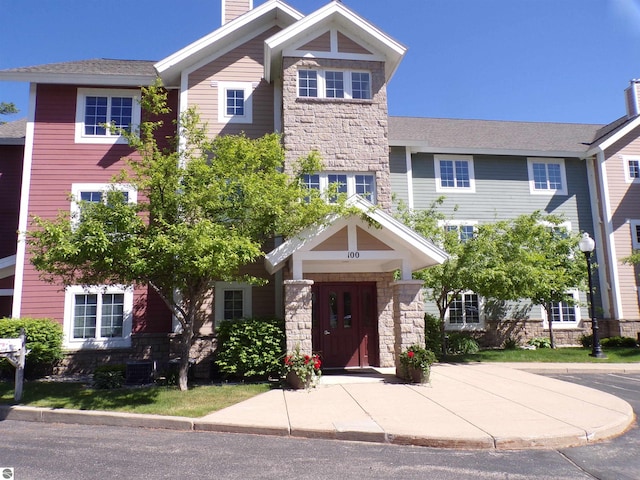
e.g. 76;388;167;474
324;330;331;335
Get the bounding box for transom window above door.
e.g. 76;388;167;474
302;172;376;203
297;69;371;100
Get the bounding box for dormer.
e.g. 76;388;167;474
625;79;640;118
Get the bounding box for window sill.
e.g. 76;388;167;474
295;97;373;105
63;338;131;350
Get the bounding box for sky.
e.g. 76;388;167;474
1;0;640;126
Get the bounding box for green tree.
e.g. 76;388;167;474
483;212;586;348
27;82;341;390
0;102;18;124
397;202;586;351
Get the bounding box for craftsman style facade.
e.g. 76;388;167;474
0;0;638;376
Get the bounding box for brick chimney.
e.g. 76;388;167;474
222;0;253;25
625;79;640;118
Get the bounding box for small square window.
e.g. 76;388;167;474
351;72;371;100
217;82;253;124
299;70;318;97
354;174;375;201
226;89;245;116
624;156;640;183
630;220;640;249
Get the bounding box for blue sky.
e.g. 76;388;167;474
1;0;639;125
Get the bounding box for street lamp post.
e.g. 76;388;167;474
578;232;606;359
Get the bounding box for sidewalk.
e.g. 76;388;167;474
1;363;637;450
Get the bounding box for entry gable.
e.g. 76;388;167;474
265;196;448;280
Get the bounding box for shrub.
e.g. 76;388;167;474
527;337;551;349
0;318;63;378
601;336;638;348
399;344;436;373
424;314;443;356
503;337;519;350
215;317;285;380
93;364;126;389
446;332;479;355
579;334;593;348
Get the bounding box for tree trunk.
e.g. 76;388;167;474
178;319;194;391
546;303;556;349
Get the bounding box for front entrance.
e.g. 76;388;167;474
312;282;378;368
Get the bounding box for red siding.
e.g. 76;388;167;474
20;84;174;331
0;144;23;258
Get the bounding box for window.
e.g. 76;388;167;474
623;156;640;183
302;172;376;203
75;88;140;144
527;158;567;195
64;286;132;349
542;291;580;327
297;70;371;100
448;293;480;325
71;183;137;226
215;282;252;324
629;220;640;249
435;155;475;192
217;82;253;124
443;222;477;243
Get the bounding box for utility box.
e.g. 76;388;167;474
125;361;154;385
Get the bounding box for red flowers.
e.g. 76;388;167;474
407;351;415;359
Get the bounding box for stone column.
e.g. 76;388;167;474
284;279;314;354
391;280;425;373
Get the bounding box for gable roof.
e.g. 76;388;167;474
155;0;303;87
265;195;448;275
264;0;406;83
0;59;156;86
0;119;27;145
389;116;603;157
586;114;640;155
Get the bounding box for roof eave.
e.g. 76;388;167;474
586;116;640;156
389;141;590;159
0;71;156;86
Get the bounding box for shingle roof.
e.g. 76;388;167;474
1;59;156;76
0;118;26;145
389;116;603;156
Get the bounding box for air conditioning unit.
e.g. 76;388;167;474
125;361;154;385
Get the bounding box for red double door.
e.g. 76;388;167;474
312;282;378;368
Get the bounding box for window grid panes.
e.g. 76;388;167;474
351;72;371;99
226;89;245;116
355;174;374;201
223;290;244;321
298;70;318;97
84;96;133;136
328;174;347;202
303;174;320;190
73;294;97;339
101;294;124;337
533;162;563;190
551;299;576;323
440;160;470;188
629;160;640;179
449;293;479;324
325;71;344;98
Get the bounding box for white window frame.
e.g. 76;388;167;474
629;220;640;249
75;88;141;144
63;285;133;349
439;220;478;243
302;172;376;203
217;81;253;124
445;291;483;330
297;69;371;100
541;289;581;329
434;155;476;193
70;183;137;227
214;282;252;324
623;156;640;184
527;157;568;195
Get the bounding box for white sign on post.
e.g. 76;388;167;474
0;329;27;402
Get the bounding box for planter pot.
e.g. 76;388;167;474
407;366;430;384
285;371;312;390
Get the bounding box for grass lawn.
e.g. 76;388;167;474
0;381;271;417
443;346;640;364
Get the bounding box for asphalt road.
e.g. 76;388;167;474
0;373;638;480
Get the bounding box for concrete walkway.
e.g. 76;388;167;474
1;363;637;450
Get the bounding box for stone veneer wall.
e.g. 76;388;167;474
391;281;426;372
306;272;396;367
284;279;314;354
281;57;392;211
